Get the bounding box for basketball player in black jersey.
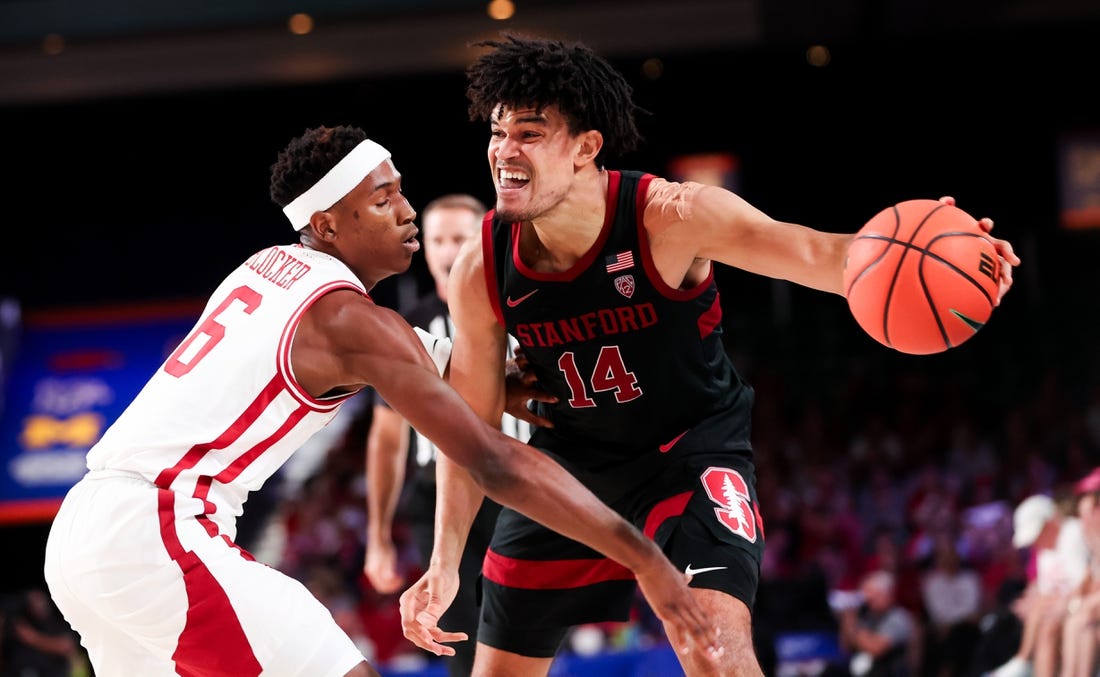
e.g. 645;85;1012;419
398;33;1020;676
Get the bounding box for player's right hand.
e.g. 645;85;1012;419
632;553;724;663
938;195;1019;304
399;567;466;656
364;539;404;594
503;348;557;428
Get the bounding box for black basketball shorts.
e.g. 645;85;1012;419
476;449;764;658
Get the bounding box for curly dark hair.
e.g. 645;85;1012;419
269;125;368;208
465;32;643;164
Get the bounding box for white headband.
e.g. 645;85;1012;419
282;139;391;230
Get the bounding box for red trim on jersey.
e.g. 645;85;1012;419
482;548;634;589
196;514;219;538
482;212;506;327
642;490;692;538
221;533;257;561
194;475;217;513
277;281;364;411
153;374;286;490
158;374;312;536
697;293;723;339
636;176;714;302
214;403;311;484
508;171;623;283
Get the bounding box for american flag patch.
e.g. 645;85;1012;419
605;251;634;273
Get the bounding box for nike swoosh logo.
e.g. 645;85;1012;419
659;430;688;453
506;289;539;307
684;564;728;577
950;309;985;332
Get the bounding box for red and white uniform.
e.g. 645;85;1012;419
45;245;369;677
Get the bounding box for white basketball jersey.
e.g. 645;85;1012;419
86;244;366;539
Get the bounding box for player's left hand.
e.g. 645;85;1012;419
938;196;1020;305
399;567;466;656
504;348;557;428
632;553;724;664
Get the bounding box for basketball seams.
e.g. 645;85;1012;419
920;232;997;307
844;234;894;295
916;258;954;350
881;205;908;348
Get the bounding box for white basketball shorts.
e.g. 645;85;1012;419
44;469;366;676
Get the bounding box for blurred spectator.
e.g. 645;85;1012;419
0;588;78;677
800;466;864;591
861;526;924;616
920;534;982;677
1058;468;1100;677
969;579;1027;677
835;570;919;677
903;463;960;566
856;468;908;552
976;531;1028;619
987;488;1087;677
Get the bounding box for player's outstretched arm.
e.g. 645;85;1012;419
669;185;1020;306
677;183;852;295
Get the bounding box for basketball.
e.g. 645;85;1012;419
843;199;1001;355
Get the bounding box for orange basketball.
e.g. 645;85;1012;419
843;199;1001;355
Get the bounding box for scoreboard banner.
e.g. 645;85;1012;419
0;301;201;524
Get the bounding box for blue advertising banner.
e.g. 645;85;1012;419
0;301;202;524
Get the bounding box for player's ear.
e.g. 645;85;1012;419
574;130;603;168
305;211;338;241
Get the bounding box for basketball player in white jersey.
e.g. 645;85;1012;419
42;124;721;677
364;193;543;677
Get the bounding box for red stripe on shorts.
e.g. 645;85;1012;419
482;549;634;589
158;490;262;677
642;491;692;539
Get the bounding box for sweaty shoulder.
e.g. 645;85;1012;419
642;177;706;237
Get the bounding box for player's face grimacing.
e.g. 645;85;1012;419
487;104;601;224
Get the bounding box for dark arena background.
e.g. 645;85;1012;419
1;1;1099;675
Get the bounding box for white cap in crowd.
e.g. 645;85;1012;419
1012;494;1055;548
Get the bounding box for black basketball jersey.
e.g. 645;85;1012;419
485;170;754;462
